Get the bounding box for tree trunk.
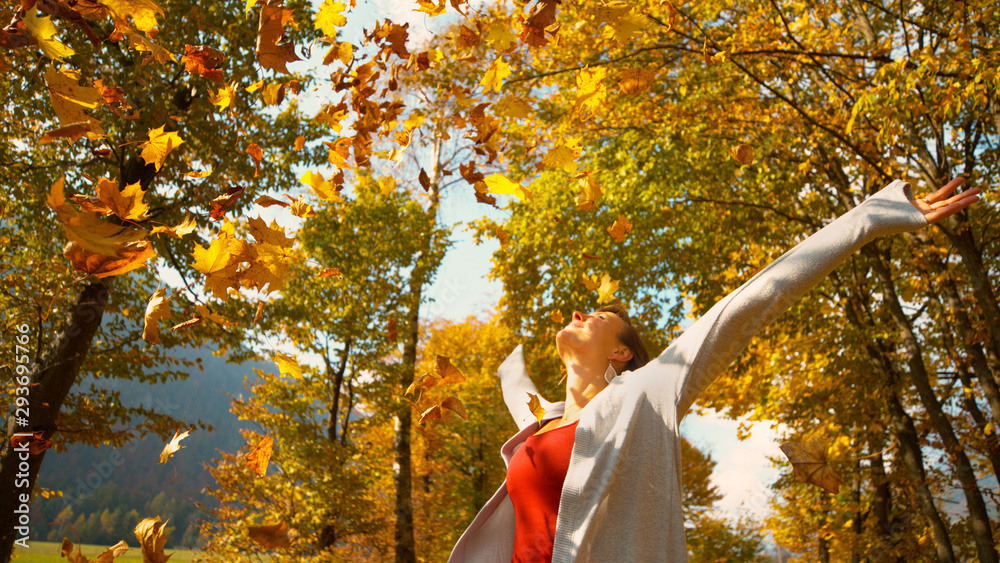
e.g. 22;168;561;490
838;283;957;563
0;281;109;563
869;250;998;563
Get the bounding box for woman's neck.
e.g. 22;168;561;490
560;359;608;423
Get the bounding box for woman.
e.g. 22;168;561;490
448;178;981;563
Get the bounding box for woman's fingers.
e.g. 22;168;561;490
924;177;966;204
924;188;981;223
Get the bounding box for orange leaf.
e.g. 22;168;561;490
606;214;632;242
181;44;225;82
248;521;292;549
9;431;53;455
244;434;274;477
434;355;465;384
441;396;468;420
247;143;264;177
316;267;342;278
419;404;442;423
39;122;92;144
255;0;300;74
729;144;755;165
387;317;398;344
64;240;156;278
134;517;171;563
209;186;245;221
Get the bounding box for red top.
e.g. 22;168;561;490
506;420;579;562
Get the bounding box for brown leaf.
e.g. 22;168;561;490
10;431;53;455
434;355;465;384
441;396;468;420
134;517;171;563
248;521;292;549
209;185;245;221
387;317;397;344
779;438;845;494
255;0;300;74
316;267;342;278
729;143;755;165
95;540;129;563
419;404;442;423
254;195;290;208
244;434;273;477
418;168;431;191
169;316;203;332
247;143;264;177
40;122;92;144
64;240;156;279
496;225;509;247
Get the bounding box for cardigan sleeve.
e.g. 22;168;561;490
638;180;928;416
496;344;559;431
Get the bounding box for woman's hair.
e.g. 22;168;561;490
597;304;651;373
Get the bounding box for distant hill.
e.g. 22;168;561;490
30;346;274;547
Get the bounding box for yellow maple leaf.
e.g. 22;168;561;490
142;288;173;345
577;66;607;111
617;67;657;96
102;0;165;36
48;177;147;257
314;0;347;38
596;5;646;44
484;24;516;51
378;175;397;195
527;393;545;425
248;216;295;247
96;178;149;221
150;215;197;239
575;174;602;210
542;144;581;174
24;8;75;60
779;438;845;494
480;58;511;93
596;273;619;304
159;429;190;464
209;83;237;110
415;0;446;16
483;173;530;201
139;125;184;171
191;227;242;299
43;67;104;136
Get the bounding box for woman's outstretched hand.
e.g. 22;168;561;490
912;177;982;224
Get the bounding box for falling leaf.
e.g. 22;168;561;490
255;195;289;208
419;404;442;423
527;393;544;425
244;434;274;477
441;396;468;420
479;58;510;93
551;310;564;324
779;438;845;494
9;431;53;455
274;352;302;378
415;0;446;16
248;521;291;549
483;173;530;201
300;170;344;202
378;175;397;196
435;355;465;384
576;66;607;111
255;0;300;74
60;537;129;563
24;7;75;60
729;144;754;165
134;517;171;563
102;0;165;36
159;429;190;464
496;225;509;246
575;174;602;210
64;240;156;278
261;82;286;105
150;216;197;239
209;83;236;110
617;67;656;96
209;186;245;220
184;167;213;178
254;302;265;325
40;122;92;144
48;177;147;257
43;67;104;136
386;317;397;344
985;421;996;436
607;214;632;242
247;143;264;176
169;316;203;332
142;288;172;345
596;273;619;304
139;125;184;171
293;135;305;151
316;267;341;278
195;303;236;329
314;0;347;37
96;178;149;221
181;44;225;82
542;144;580;173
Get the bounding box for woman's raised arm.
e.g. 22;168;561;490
635;178;979;416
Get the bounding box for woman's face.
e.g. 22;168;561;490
556;310;631;364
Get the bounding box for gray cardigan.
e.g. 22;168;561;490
448;181;928;562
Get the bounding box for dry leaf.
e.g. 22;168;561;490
729;144;754;165
134;517;171;563
247;521;291;549
441;396;468;420
244;434;273;477
527;393;545;425
779;438;845;494
247;143;264;177
419;404;442;423
386;317;397;344
316;267;341;278
159;429;190;464
139;125;184;171
40;122;92;144
142;288;172;345
434;355;464;384
606;214;632;243
255;0;300;74
209;186;245;221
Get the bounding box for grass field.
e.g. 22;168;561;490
14;540;198;562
